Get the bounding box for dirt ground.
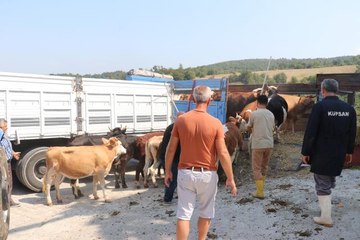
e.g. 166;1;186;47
8;132;360;240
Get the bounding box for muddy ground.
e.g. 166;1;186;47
8;131;360;240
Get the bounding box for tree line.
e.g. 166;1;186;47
53;55;360;83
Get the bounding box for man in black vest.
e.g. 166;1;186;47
302;78;357;227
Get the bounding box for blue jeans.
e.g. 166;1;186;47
164;162;178;202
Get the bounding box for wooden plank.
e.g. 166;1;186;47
316;73;360;91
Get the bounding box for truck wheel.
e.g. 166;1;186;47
16;147;64;192
0;156;10;240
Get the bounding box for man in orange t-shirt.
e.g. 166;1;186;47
165;85;237;240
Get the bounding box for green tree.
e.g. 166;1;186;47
172;70;185;80
184;69;196;80
239;71;252;84
290;76;298;83
273;72;287;83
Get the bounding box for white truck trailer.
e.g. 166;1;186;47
0;72;172;192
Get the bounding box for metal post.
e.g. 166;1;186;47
73;76;83;133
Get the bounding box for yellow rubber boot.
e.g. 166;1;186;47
252;180;265;199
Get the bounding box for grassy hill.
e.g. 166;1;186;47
207;65;357;83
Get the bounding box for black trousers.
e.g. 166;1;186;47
314;174;335;195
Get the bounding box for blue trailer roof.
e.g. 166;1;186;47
172;79;226;90
125;75;174;83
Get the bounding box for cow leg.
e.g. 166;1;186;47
150;159;161;188
92;175;100;200
70;179;83;199
143;141;152;188
149;145;161;187
54;173;63;204
113;162;121;189
135;159;145;189
157;164;162;177
98;174;111;203
43;168;55;206
120;158;127;188
277;107;288;140
70;179;78;198
76;179;84;198
143;158;151;188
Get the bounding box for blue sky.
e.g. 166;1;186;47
1;0;359;75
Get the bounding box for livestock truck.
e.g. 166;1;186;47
0;72;173;192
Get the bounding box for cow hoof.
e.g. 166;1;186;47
94;196;100;200
144;184;149;188
46;202;53;206
122;184;128;189
75;196;81;199
105;199;112;203
57;199;63;204
115;184;120;189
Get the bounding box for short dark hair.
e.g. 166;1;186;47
257;95;268;105
321;79;338;93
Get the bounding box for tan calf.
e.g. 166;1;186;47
43;137;126;206
143;135;164;188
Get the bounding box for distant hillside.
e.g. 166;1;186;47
202;56;360;73
53;55;360;81
210;65;358;83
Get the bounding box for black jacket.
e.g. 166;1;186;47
158;123;181;166
302;96;357;176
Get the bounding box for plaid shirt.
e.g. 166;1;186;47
0;133;13;161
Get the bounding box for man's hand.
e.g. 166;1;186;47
345;154;352;165
13;152;21;160
302;155;310;164
164;171;173;187
226;178;237;197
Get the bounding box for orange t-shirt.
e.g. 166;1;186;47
172;109;224;171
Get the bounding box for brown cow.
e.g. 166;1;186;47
279;94;315;132
43;137;127;206
227;92;257;120
224;122;243;162
218;122;243;176
127;132;164;189
143;135;164;188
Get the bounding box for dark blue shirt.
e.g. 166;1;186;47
302;96;357;176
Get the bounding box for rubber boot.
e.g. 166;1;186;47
252;180;264;199
313;195;333;227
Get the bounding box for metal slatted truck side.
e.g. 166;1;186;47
0;72;172;191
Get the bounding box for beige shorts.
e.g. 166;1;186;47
176;169;218;220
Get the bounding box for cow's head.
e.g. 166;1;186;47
298;95;316;111
108;126;127;137
107;126;129;149
102;137;127;156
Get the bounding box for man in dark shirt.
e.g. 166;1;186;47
159;112;183;203
302;79;357;227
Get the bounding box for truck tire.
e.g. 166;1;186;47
0;150;10;240
16;147;64;192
